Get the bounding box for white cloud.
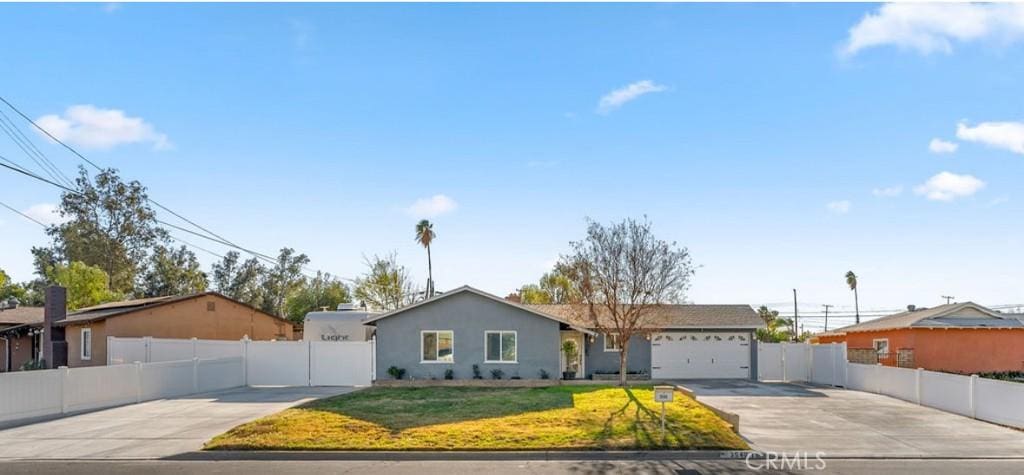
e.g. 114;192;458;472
826;200;851;214
406;194;458;218
842;3;1024;56
928;138;958;154
988;195;1010;207
35;105;171;151
23;203;68;226
103;3;121;13
597;80;667;114
872;186;903;197
956;121;1024;155
914;171;986;201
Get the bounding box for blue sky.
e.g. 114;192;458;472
1;3;1023;330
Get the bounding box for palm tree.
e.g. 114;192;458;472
845;271;860;324
415;220;436;298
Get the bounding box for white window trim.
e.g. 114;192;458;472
484;330;518;364
603;333;622;352
873;338;889;355
80;328;92;361
420;330;454;364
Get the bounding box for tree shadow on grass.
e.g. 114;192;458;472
299;385;608;432
595;387;716;449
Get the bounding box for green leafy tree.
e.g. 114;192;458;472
139;245;208;297
559;217;695;386
353;253;418;311
47;261;120;310
32;167;167;294
754;305;795;343
414;220;436;298
518;284;552;304
284;272;353;322
210;251;265;307
260;248;310;317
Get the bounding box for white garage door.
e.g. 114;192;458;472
651;332;751;379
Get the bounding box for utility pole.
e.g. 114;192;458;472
792;289;799;341
822;304;833;332
941;295;955;305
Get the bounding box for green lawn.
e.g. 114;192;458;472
205;386;749;451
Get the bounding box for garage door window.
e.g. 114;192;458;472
603;334;622;352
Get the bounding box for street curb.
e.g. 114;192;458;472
164;450;753;461
160;451;1024;462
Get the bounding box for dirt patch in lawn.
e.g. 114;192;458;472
205;386;748;451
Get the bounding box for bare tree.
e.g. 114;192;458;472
353;253;419;311
559;217;694;386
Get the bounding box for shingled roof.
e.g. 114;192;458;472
820;302;1023;336
526;304;763;329
0;306;44;326
53;292;290;326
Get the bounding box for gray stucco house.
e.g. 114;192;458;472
364;286;764;381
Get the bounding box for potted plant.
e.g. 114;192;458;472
561;340;579;380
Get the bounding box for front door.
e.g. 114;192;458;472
559;331;584;379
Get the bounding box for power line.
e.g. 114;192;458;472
0;198;46;227
0;95;336;281
0;106;74;188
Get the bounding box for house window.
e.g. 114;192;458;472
485;331;517;363
421;330;454;363
603;333;622;352
81;328;92;361
873;338;889;355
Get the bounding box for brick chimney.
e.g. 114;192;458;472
43;286;67;368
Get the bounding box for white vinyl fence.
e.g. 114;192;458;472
845;363;1024;429
108;336;243;364
757;342;846;385
109;336;375;387
0;357;243;425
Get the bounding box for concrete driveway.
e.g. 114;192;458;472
681;380;1024;458
0;386;354;460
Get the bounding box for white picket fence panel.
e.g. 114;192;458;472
108;336;243;364
0;356;244;425
844;363;1024;429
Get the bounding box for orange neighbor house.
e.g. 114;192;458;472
815;302;1024;374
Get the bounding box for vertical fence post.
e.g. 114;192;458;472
781;343;788;382
921;366;929;405
241;337;249;387
192;357;199;394
806;344;813;383
59;366;69;415
875;363;883;394
143;336;153;363
969;374;978;419
306;339;313;387
135;361;143;403
106;336;113;365
191;337;198;360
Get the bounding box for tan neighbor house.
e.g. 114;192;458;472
55;292;294;367
0;305;45;372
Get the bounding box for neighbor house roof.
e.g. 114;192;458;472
526;304;764;330
0;306;44;327
819;302;1023;336
362;286;597;334
53;292;291;327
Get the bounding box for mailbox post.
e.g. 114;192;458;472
653;385;674;437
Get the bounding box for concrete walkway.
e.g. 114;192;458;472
0;386;354;460
681;380;1024;458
